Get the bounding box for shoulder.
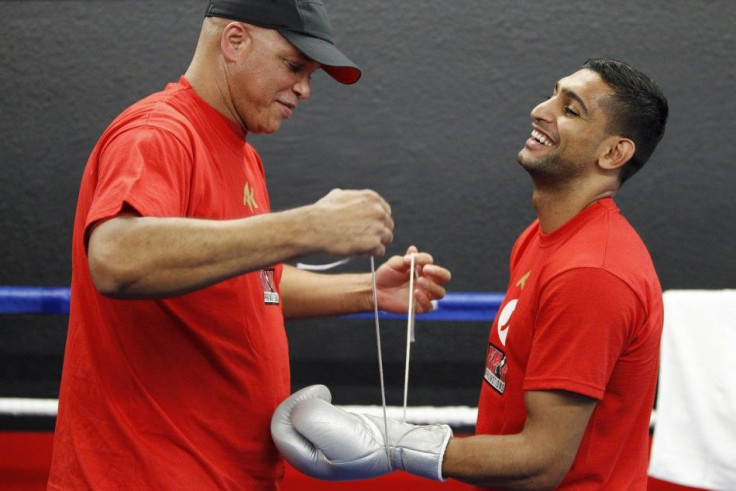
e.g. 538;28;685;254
510;220;541;261
98;84;199;155
557;201;653;272
547;223;659;318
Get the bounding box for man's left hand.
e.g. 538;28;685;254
374;246;451;313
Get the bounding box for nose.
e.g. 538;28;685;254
530;96;553;123
293;73;312;100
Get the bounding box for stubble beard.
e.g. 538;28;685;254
517;148;585;188
518;148;560;180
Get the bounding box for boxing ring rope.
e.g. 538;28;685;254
0;286;71;314
0;398;59;417
0;286;502;427
0;286;502;320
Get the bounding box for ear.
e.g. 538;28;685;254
220;22;250;62
598;137;635;172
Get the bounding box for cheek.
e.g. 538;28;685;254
237;96;283;134
233;77;272;113
558;121;593;150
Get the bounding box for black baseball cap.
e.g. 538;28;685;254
205;0;361;84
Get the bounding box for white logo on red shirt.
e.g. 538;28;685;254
497;299;518;346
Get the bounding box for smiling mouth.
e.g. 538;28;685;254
531;129;554;146
278;101;295;118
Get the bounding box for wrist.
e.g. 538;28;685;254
364;270;378;312
336;272;375;315
391;423;453;481
292;204;323;255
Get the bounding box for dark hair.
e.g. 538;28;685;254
581;57;668;184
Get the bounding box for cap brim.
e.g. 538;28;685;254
279;30;361;85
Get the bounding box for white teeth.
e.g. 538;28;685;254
531;129;553;146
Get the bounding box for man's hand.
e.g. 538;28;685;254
309;189;394;257
271;385;452;481
374;246;451;313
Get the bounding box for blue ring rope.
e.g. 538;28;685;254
0;287;502;321
0;287;72;315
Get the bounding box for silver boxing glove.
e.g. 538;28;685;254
271;384;452;481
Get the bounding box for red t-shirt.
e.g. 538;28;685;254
49;77;289;489
475;198;663;489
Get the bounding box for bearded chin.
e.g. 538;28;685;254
517;150;560;179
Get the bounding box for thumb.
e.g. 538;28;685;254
271;385;331;452
292;399;385;462
273;385;332;425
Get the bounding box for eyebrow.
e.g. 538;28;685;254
554;82;589;116
287;46;311;63
286;46;319;67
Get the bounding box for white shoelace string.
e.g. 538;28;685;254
402;253;417;423
297;255;417;451
370;257;391;459
296;257;352;271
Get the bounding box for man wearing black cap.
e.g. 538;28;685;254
48;1;450;489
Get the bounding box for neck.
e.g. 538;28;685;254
185;57;225;114
184;19;245;129
531;181;616;233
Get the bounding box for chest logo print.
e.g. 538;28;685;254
484;343;508;395
259;268;280;305
243;182;259;212
497;299;518;346
516;271;531;290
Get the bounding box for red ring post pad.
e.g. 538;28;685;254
0;287;71;314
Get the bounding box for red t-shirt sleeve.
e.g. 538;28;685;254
524;268;641;400
86;126;192;236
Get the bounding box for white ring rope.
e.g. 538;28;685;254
0;397;480;427
0;398;656;430
0;398;58;417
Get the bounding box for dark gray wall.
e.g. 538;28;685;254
1;1;735;416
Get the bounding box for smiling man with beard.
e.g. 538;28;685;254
272;57;669;490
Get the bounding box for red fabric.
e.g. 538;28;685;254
475;198;663;489
48;78;289;489
0;432;704;491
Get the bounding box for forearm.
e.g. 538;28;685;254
280;247;452;319
442;390;593;488
88;187;394;299
442;434;563;489
89;207;322;298
280;265;373;319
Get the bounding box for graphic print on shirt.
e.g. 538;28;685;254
484;342;508;394
484;270;530;394
259;268;280;305
243;181;259;212
496;298;518;346
516;270;531;289
495;269;531;345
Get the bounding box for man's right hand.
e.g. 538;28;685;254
309;189;393;257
